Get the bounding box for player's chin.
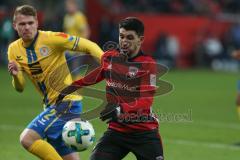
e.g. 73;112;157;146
121;48;130;54
22;36;33;42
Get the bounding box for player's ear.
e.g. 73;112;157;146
35;18;39;28
140;36;144;43
138;36;144;46
12;22;17;30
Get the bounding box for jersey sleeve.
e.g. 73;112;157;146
7;45;25;92
50;32;103;61
72;54;106;87
73;66;104;87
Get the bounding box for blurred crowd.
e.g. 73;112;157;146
1;0;240;71
100;0;240;15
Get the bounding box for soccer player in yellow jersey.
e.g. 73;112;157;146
7;5;103;160
63;0;90;38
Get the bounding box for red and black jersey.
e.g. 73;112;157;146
73;49;159;133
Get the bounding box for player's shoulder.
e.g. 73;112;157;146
75;11;86;18
136;53;156;63
39;31;71;46
8;39;21;51
39;30;67;38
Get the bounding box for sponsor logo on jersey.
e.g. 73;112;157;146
106;80;137;91
16;55;23;61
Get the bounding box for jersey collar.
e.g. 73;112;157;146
128;50;144;61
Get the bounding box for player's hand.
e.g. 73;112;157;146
8;61;19;76
100;103;121;123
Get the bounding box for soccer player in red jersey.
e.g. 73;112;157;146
57;17;164;160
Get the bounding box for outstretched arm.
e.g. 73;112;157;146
52;32;103;62
76;38;103;61
56;66;104;103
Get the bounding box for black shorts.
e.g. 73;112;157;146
90;129;164;160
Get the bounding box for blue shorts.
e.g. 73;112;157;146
27;101;82;156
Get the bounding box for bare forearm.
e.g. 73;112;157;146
12;73;25;92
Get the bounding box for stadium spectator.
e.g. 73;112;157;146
57;17;164;160
63;0;90;79
0;9;14;65
154;33;179;68
7;5;103;160
63;0;90;39
203;33;224;65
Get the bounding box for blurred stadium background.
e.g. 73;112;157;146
0;0;240;159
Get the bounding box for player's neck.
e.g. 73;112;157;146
128;49;140;59
22;39;33;48
21;32;39;48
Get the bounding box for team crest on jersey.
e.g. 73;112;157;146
128;66;138;78
39;46;49;57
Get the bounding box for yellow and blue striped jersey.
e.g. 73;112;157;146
8;30;103;108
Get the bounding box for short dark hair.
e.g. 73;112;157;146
13;5;37;22
119;17;144;36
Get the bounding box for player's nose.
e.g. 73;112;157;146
24;24;31;30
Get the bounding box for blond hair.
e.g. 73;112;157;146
13;5;37;22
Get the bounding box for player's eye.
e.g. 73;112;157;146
127;35;134;40
19;22;26;26
28;21;34;25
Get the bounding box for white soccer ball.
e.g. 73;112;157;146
62;120;95;151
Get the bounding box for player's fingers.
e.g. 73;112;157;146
8;65;17;74
8;63;18;70
8;63;14;69
8;65;14;73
